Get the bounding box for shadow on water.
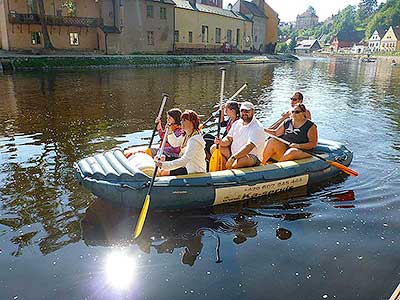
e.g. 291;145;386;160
81;176;355;267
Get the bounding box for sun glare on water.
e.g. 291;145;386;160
105;249;136;290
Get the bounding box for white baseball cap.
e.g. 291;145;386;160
240;101;255;111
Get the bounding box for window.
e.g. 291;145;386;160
146;5;153;18
27;0;38;13
174;31;179;43
188;31;193;43
147;31;154;45
160;7;167;19
202;25;208;43
69;32;79;46
255;35;257;43
236;29;240;46
31;32;41;45
227;30;232;44
215;28;221;43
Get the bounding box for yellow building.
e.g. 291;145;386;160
263;2;278;48
0;0;103;52
380;26;400;52
0;0;175;54
173;0;253;53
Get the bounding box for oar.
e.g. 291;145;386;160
134;124;170;239
265;133;359;177
200;82;248;130
209;67;226;172
145;93;169;157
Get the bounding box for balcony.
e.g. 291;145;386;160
8;13;103;28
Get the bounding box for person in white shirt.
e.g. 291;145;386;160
212;101;265;169
156;110;206;176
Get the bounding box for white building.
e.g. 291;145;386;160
368;29;386;52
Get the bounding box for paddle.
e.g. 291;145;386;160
209;67;226;172
145;93;169;157
265;133;359;177
134;124;170;239
200;82;248;130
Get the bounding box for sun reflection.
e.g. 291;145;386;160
105;249;136;290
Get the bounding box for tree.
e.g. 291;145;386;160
364;0;400;39
37;0;55;50
358;0;378;19
306;6;317;16
288;36;297;53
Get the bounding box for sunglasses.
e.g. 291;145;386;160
291;97;300;101
240;109;251;113
291;110;303;114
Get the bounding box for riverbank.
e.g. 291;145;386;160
0;53;298;71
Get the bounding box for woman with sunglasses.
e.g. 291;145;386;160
262;103;318;164
156;110;206;176
268;92;312;130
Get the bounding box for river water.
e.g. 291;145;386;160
0;57;399;300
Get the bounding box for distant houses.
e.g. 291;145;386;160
294;39;321;55
0;0;279;54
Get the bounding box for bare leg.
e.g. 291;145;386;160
231;155;257;169
262;139;287;164
281;148;311;161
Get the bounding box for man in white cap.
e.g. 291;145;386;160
213;101;265;169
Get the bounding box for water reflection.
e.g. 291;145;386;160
81;187;312;267
0;57;399;299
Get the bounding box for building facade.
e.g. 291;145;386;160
368;29;386;52
105;0;175;54
232;0;266;52
262;2;278;53
380;26;400;52
0;0;175;54
296;10;318;30
0;0;103;51
173;0;252;53
331;30;364;52
294;39;321;55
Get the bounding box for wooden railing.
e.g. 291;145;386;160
8;13;103;28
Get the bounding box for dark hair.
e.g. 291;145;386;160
167;108;182;125
294;92;304;101
294;103;306;112
181;110;200;130
225;100;240;118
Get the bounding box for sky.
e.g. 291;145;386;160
224;0;386;22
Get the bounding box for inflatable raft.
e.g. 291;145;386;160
74;139;353;210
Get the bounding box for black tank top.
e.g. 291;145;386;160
280;119;315;144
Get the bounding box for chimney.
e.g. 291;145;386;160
189;0;196;8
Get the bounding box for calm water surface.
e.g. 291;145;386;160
0;58;399;300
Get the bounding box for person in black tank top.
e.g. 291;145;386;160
262;104;318;164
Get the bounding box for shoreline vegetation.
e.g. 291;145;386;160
312;51;400;60
0;53;298;71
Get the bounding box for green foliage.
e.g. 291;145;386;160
62;0;77;17
365;0;400;39
282;0;400;43
276;42;288;53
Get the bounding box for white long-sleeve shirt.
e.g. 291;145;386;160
162;133;206;174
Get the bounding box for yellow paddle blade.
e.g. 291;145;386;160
328;161;359;177
145;148;153;157
209;149;223;172
134;195;150;239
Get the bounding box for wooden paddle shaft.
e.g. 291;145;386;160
148;94;168;147
217;68;226;139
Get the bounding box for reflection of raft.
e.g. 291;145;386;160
74;139;353;210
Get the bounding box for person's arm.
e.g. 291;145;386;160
231;143;255;159
265;122;285;137
161;138;202;171
290;125;318;150
268;111;289;130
